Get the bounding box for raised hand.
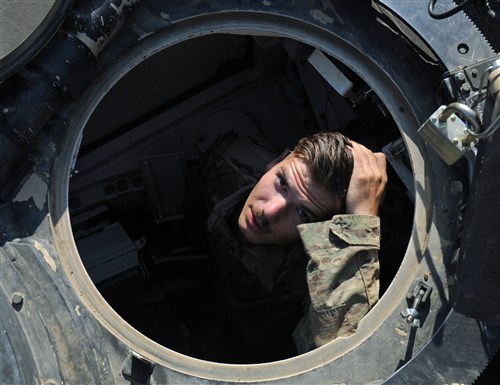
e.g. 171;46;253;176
345;141;387;216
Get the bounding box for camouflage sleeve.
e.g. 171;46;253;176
297;215;380;347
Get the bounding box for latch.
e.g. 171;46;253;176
400;280;433;328
417;103;481;165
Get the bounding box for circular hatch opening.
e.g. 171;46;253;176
66;32;413;364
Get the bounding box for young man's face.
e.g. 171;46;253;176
238;154;340;245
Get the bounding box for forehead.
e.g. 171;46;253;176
275;155;338;218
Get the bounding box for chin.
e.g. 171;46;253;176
242;229;263;245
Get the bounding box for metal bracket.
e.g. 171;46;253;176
401;280;433;328
437;55;500;108
373;0;495;70
121;351;155;385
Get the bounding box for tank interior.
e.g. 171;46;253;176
68;34;414;363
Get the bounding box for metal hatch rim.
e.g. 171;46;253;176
50;10;430;383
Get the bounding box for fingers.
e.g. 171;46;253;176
374;152;386;168
375;152;388;185
345;141;387;216
350;142;387;180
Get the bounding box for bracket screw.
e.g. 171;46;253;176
461;83;471;93
454;72;465;82
11;293;24;309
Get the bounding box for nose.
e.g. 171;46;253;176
263;195;287;222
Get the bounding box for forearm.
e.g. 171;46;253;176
298;214;380;347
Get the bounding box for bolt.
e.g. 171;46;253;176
461;83;471;93
441;204;448;212
454;72;465;82
471;69;478;78
11;293;24;309
450;114;456;122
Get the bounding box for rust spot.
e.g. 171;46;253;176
395;326;408;337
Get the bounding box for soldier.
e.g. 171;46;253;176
197;131;386;362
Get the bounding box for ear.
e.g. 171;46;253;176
265;149;291;171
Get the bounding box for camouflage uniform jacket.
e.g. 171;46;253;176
298;215;380;348
202;134;380;349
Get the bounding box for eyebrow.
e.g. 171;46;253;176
280;166;323;222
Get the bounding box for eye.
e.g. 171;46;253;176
297;207;310;223
277;172;288;193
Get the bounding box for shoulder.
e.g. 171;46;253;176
199;133;279;206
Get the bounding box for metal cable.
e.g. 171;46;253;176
428;0;472;19
438;102;483;133
476;114;500;139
